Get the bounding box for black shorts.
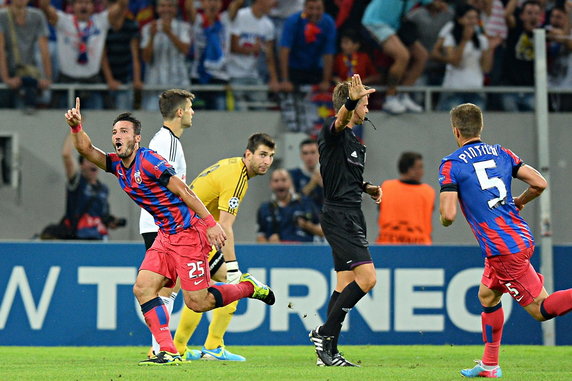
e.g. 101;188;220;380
142;232;224;277
320;205;373;271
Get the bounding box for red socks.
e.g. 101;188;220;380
481;303;504;366
541;289;572;319
208;282;254;307
141;297;177;354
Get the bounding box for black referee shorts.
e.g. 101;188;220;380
320;205;373;272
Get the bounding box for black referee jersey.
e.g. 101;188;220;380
317;116;366;208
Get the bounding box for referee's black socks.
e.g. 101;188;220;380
320;281;366;337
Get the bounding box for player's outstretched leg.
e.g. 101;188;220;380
460;360;502;378
138;351;183;366
240;273;275;305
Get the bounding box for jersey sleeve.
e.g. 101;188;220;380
439;159;458;192
500;146;524;177
323;16;337;55
319;116;340;143
141;150;176;185
256;204;270;237
106;153;120;175
279;13;297;48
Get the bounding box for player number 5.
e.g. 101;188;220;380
473;160;507;209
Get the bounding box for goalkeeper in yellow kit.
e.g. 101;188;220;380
174;133;276;361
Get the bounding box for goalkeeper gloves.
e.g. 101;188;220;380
226;260;242;284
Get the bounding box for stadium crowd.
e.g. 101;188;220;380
0;0;571;113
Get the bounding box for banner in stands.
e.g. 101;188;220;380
1;243;571;346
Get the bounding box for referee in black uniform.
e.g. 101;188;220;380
309;74;381;367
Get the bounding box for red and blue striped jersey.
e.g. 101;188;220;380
106;148;196;235
439;141;534;257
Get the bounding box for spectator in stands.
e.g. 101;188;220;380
433;4;496;111
102;0;142;110
362;0;428;114
406;0;453;87
140;0;191;111
289;138;323;211
256;168;323;243
279;0;336;92
467;0;508;109
44;133;125;240
126;0;155;29
333;29;381;85
546;5;572;111
0;0;52;112
227;0;280;111
468;0;508;40
500;0;543;111
376;152;434;244
189;0;243;110
269;0;302;43
39;0;128;109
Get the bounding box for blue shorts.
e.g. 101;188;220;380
364;23;395;44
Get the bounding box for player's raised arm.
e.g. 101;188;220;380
334;74;375;132
513;164;548;211
65;97;107;170
166;175;227;248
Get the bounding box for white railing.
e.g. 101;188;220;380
0;83;571;111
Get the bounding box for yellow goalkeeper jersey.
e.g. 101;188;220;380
189;157;249;220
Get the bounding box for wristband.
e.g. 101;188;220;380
362;181;371;193
202;214;216;228
344;97;359;111
70;124;82;133
226;260;239;272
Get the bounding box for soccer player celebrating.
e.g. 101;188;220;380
309;74;380;367
173;133;276;361
64;98;275;365
439;103;572;378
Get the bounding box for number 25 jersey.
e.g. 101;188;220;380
439;141;534;257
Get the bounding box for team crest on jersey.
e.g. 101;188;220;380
134;170;142;184
228;197;240;209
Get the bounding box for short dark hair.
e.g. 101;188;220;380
340;29;360;44
551;4;567;14
159;89;195;120
398;152;422;174
246;133;275;153
299;138;317;149
521;0;541;12
112;112;142;135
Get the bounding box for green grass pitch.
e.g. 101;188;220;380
1;345;571;380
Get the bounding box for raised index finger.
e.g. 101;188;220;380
75;97;80;111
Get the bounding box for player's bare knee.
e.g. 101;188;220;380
184;299;204;312
358;277;376;292
477;291;499;307
132;283;146;301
